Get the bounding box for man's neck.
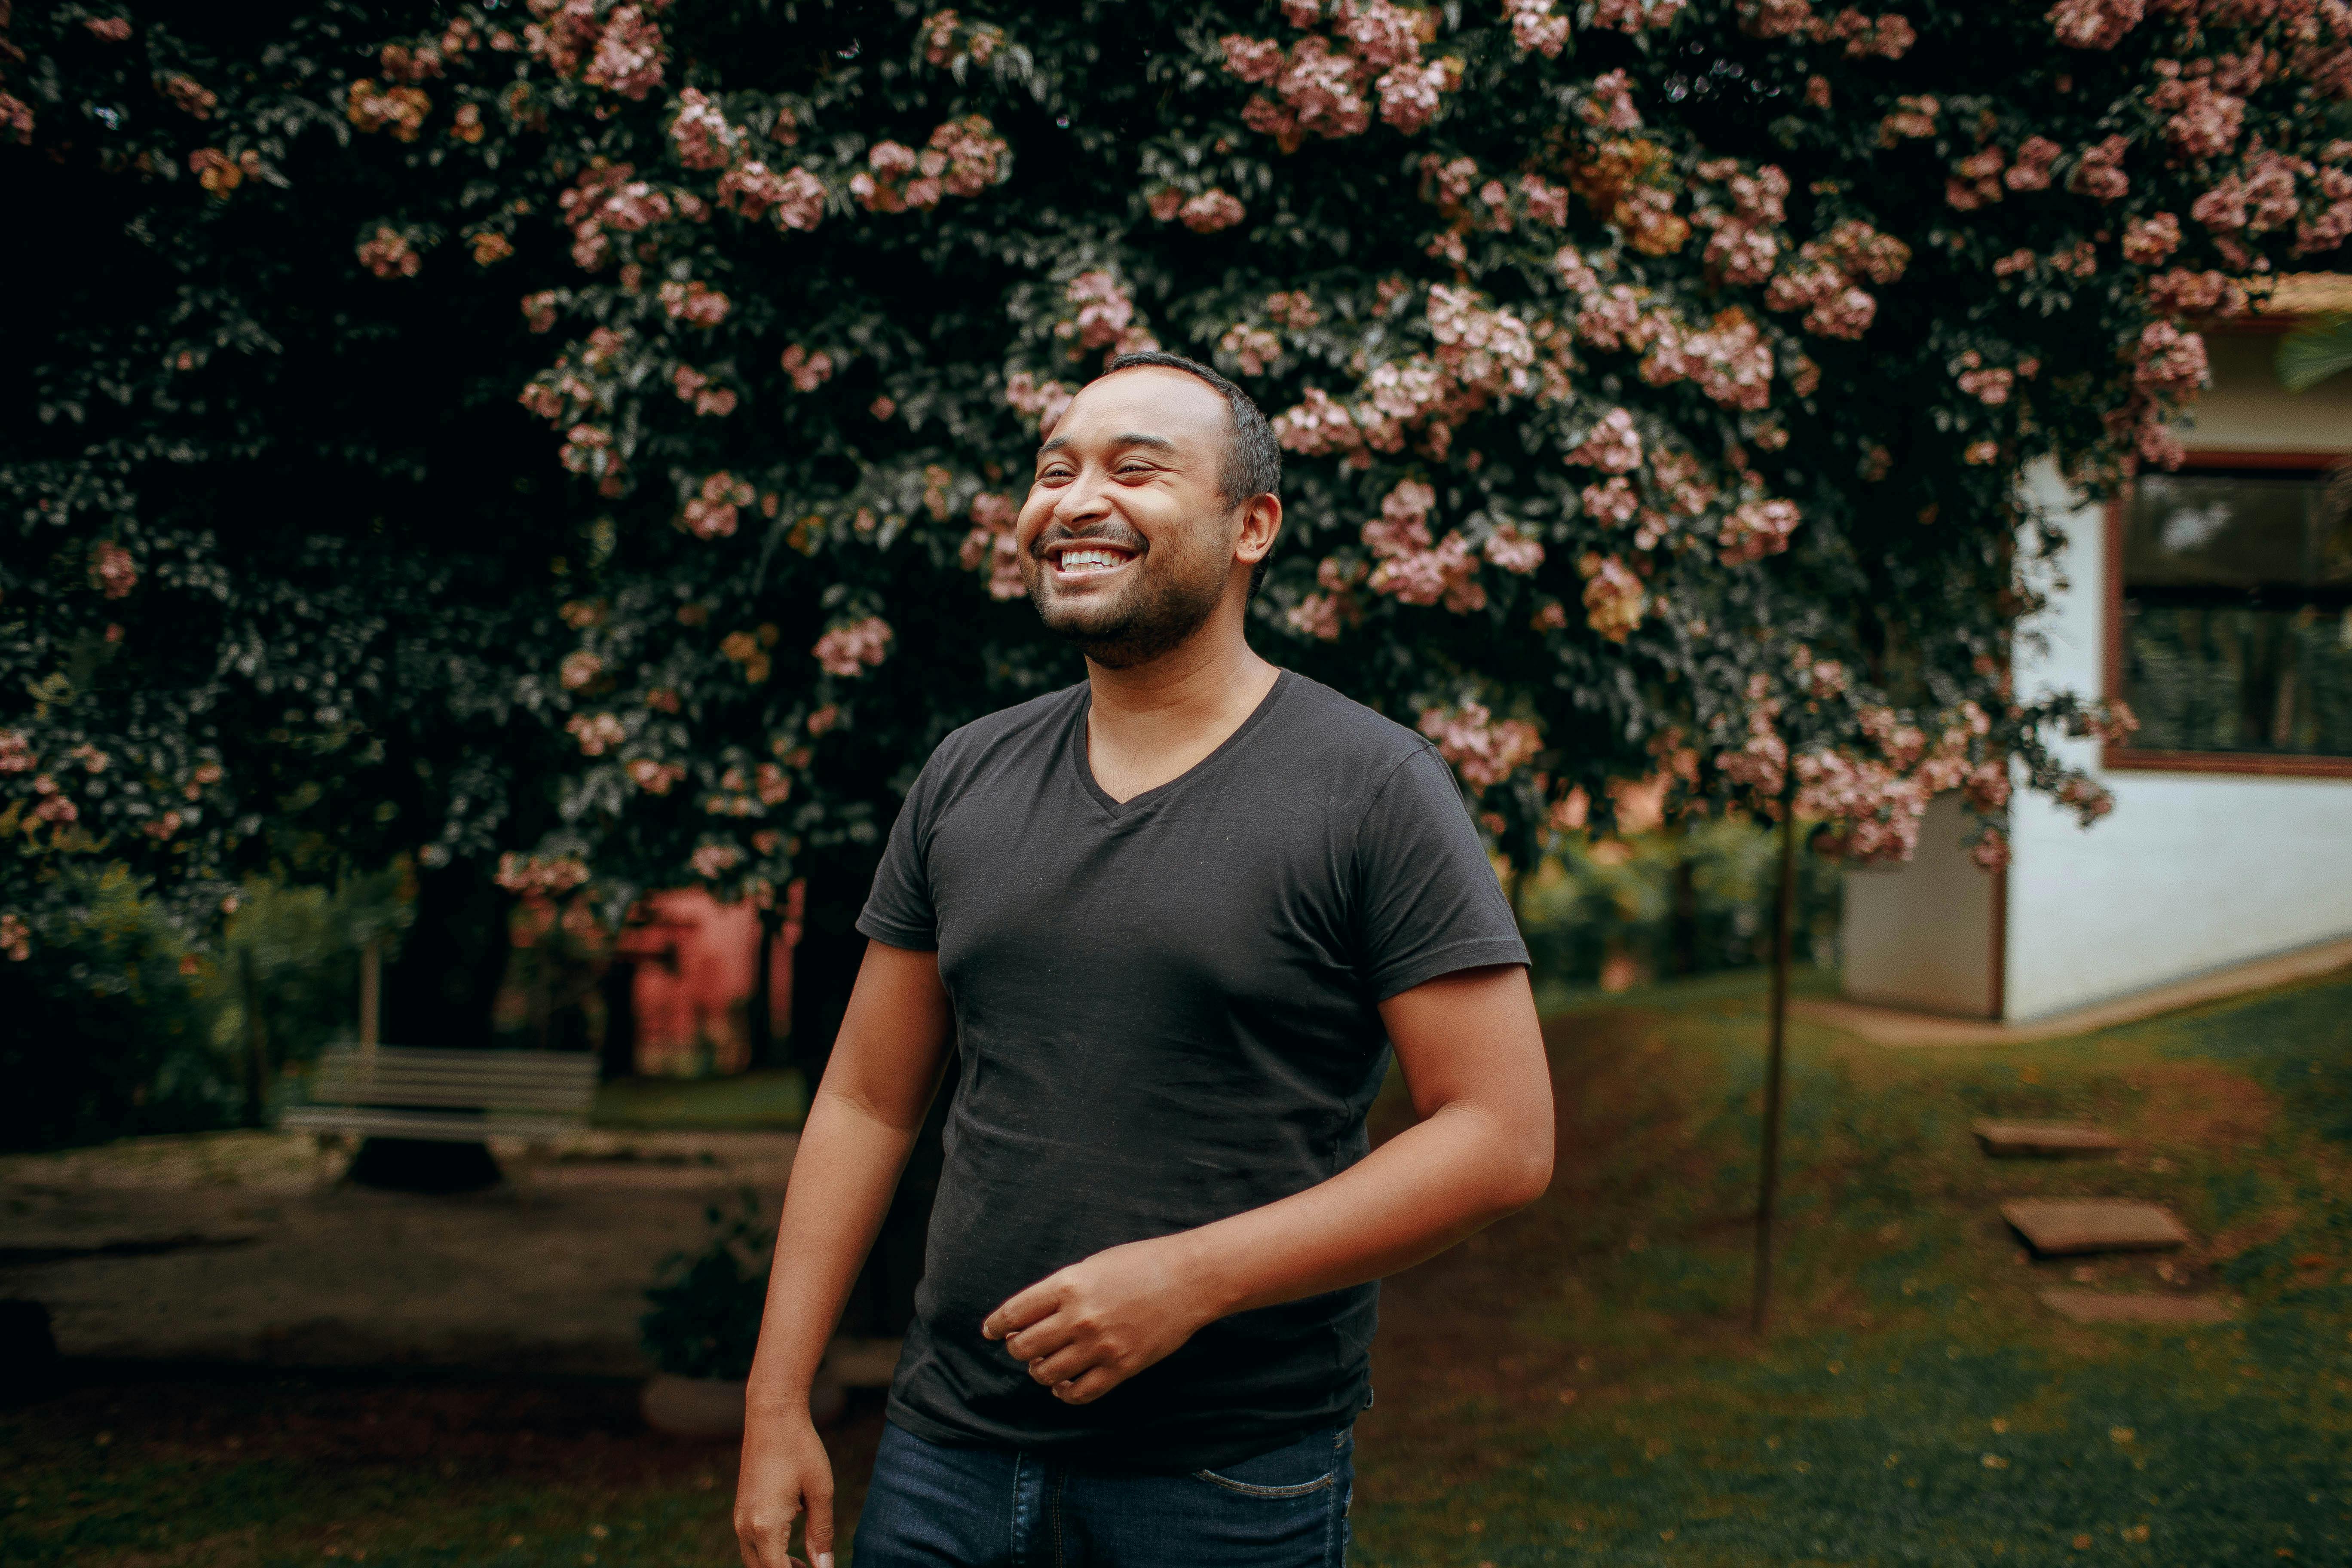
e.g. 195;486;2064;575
1081;614;1279;804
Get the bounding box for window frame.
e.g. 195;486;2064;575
2102;447;2352;778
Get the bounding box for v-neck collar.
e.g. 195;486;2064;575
1069;669;1294;820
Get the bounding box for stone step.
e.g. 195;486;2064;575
2040;1289;2232;1325
1972;1120;2122;1158
2002;1198;2190;1257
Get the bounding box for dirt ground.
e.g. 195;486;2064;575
0;1128;797;1374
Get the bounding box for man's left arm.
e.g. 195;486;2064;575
983;962;1553;1404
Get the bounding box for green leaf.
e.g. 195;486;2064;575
2275;313;2352;393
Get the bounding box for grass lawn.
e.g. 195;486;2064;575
5;966;2348;1566
590;1068;808;1130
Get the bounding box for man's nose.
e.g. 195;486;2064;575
1051;467;1115;526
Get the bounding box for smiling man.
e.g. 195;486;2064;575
735;352;1554;1568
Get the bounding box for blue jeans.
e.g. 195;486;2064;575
852;1419;1354;1568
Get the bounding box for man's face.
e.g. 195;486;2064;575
1017;368;1250;670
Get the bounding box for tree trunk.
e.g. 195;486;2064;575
1750;802;1798;1336
238;944;270;1128
750;906;784;1069
1669;834;1699;977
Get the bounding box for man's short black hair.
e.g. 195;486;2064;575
1100;350;1282;597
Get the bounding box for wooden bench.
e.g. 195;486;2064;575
282;1045;600;1144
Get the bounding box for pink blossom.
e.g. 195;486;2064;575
1219;323;1283;375
690;842;743;880
1957;365;2015;405
1718;497;1801;563
1969;828;2012;872
496;852;593;896
669;87;740;170
1221;34;1286;83
583;6;665;100
560;650;603;689
357;227;423;279
2146;267;2247;315
1583;477;1641;525
2297;164;2352;254
1272;388;1364;455
0;732;30;774
1419;702;1544;789
2242;151;2309;233
2154;76;2245;162
1964;759;2012;811
1365;481;1437;557
2070;135;2131;202
1566;408;1644;472
1644;310;1774;409
1274;37;1372;141
2133;320;2208;398
1582;70;1642;132
1484;524;1545;574
1705;221;1780;285
2046;0;2142;49
568;712;627;755
1339;0;1424;67
91;541;138;599
1005;371;1076;435
1520;176;1570;227
86;17;132;41
1878;94;1939;142
681;471;751;538
2121;212;2182;263
812;616;894;676
1593;0;1690;31
719;162;826;231
928;116;1010;196
625;759;685;795
0;914;28;962
1286;593;1349;640
1377;62;1453;133
1065;270;1136;349
1504;0;1570;55
781;345;835;391
1577;553;1647;642
1179;189;1248;232
2005;136;2061;191
1266;291;1323;329
1370;533;1483;610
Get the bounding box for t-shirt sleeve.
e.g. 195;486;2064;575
1352;744;1531;1000
856;755;943;951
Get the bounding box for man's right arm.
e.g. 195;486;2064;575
735;939;955;1568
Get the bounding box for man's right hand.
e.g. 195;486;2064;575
734;1406;832;1568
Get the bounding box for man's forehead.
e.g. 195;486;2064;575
1041;366;1225;449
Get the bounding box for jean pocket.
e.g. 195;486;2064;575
1189;1427;1348;1498
1189;1467;1338;1498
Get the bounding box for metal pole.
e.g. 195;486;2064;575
1751;801;1798;1336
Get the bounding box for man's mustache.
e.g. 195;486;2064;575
1029;520;1148;562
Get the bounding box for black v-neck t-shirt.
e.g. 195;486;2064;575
856;670;1528;1472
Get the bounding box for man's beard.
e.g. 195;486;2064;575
1025;522;1228;670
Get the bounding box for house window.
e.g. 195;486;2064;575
2114;459;2352;765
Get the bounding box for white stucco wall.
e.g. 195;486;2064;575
2003;445;2352;1021
1840;792;1999;1017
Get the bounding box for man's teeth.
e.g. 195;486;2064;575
1059;548;1128;573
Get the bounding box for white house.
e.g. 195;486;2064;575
1841;276;2352;1025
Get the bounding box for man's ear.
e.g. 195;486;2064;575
1234;493;1283;568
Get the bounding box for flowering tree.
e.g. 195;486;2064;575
4;0;2348;981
